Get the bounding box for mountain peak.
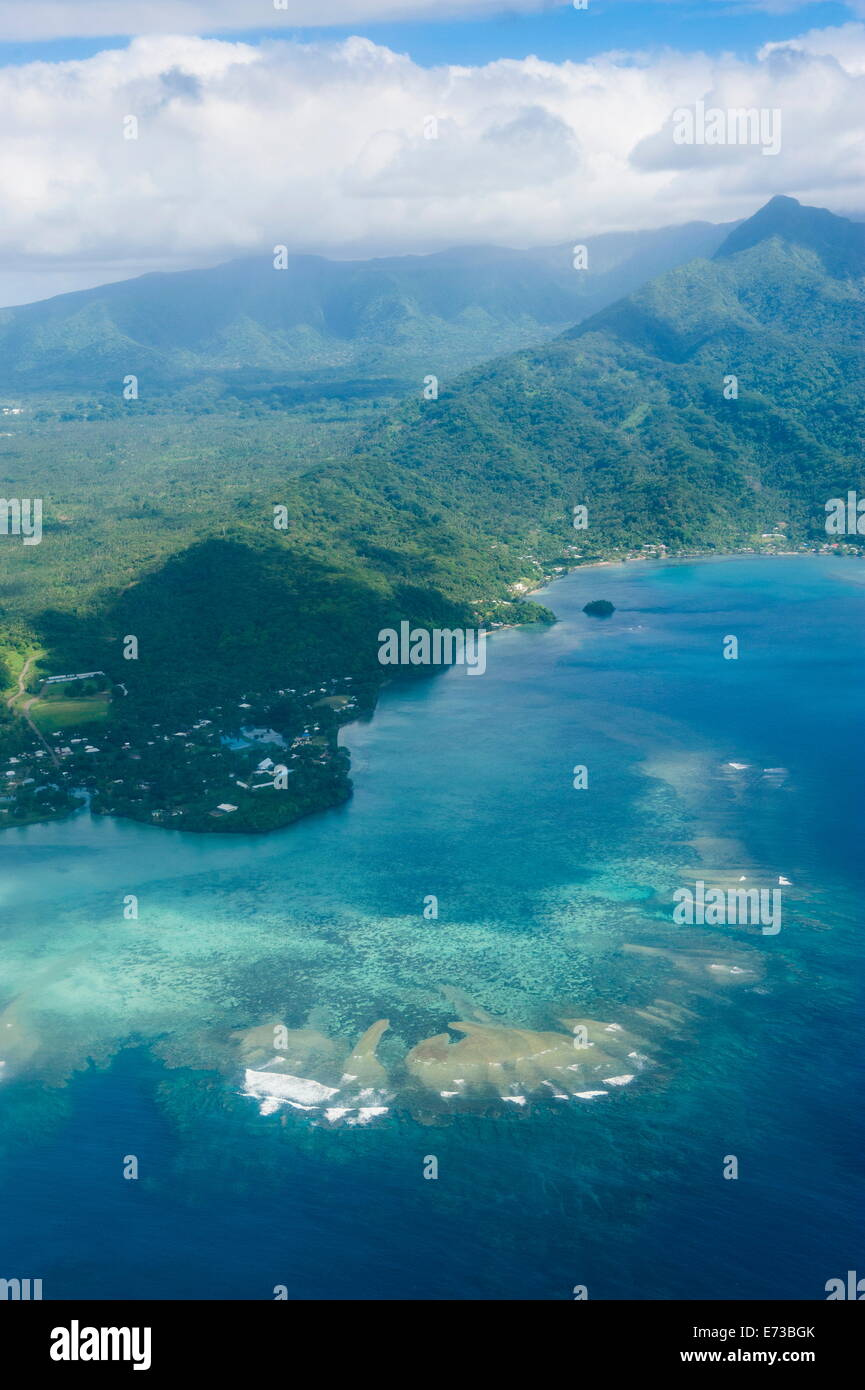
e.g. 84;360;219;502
714;195;865;275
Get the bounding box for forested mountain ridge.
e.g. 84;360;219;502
0;220;733;391
368;196;865;552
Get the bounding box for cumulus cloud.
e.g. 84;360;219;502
631;39;865;181
759;20;865;73
0;27;862;296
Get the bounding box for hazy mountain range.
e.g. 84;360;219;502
0;218;736;391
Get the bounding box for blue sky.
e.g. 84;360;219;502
242;3;854;66
231;3;852;66
0;2;854;68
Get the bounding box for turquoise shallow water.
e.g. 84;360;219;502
0;555;862;1298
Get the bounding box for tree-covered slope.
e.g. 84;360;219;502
369;197;865;551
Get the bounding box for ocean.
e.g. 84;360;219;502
1;555;862;1300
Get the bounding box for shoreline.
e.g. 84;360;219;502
2;548;858;839
525;545;863;599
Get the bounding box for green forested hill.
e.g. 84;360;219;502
369;197;865;551
3;196;863;698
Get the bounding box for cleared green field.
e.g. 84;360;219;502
28;695;110;733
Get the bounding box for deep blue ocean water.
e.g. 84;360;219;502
0;555;862;1300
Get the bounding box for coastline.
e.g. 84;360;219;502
529;544;863;588
2;546;860;839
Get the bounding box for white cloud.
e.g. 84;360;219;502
0;1;556;41
0;27;862;297
759;20;865;73
0;1;845;41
